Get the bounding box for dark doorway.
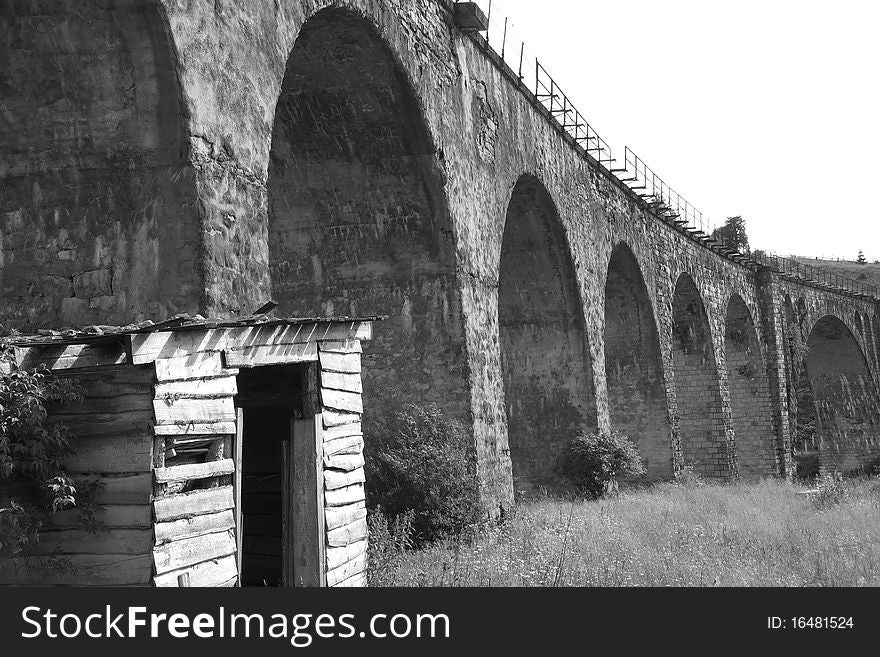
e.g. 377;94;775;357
234;363;323;587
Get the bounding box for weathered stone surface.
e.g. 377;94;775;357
3;0;879;513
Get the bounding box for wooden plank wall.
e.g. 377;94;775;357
150;351;240;587
0;366;155;586
318;340;368;588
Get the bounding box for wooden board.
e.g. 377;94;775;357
287;413;325;587
153;422;236;436
324;468;365;490
154;510;236;545
324;483;365;508
326;518;368;548
322;409;360;428
318;340;362;354
153;486;234;522
65;473;151;505
333;572;367;588
153;554;238;588
320;389;363;414
16;342;127;371
152;530;236;575
317;351;361;374
326;554;367;587
321;422;363;442
223;342;318;368
324;453;365;472
50;504;150;529
324;435;364;457
154;376;238;398
64;434;153;473
0;554;151;586
234;407;244;584
325;503;367;532
129;322;370;365
33;529;151;555
154;352;231;382
320;371;363;393
154;458;235;483
153;397;236;425
326;539;368;571
48;411;154;439
52;393;153;414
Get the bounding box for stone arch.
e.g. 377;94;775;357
0;2;198;329
799;315;880;474
724;293;775;477
874;312;880;369
782;294;808;460
862;313;878;368
603;242;670;480
498;174;596;496
854;312;868;359
671;273;729;477
266;8;469;418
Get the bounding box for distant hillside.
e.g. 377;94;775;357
787;256;880;291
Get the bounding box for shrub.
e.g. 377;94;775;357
365;506;414;585
559;428;645;499
363;401;481;545
809;471;847;509
677;465;706;488
0;340;97;573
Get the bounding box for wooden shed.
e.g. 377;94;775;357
0;313;378;587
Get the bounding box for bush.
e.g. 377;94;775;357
0;340;96;569
363;402;481;545
559;428;645;498
677;465;706;488
809;471;847;509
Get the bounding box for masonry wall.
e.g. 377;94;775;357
4;1;880;509
0;2;200;330
724;295;776;477
604;244;671;480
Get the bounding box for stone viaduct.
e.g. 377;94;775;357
2;0;879;512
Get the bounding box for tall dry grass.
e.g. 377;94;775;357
368;478;880;586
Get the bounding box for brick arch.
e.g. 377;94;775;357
799;315;880;474
498;174;597;495
266;7;470;419
724;293;775;477
671;272;729;478
603;241;671;480
0;1;199;329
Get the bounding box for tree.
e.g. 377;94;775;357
711;216;750;253
856;250;866;264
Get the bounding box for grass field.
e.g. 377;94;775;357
368;478;880;587
790;256;880;290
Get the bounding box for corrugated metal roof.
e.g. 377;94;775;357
8;312;386;348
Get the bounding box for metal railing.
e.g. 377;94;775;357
453;1;878;302
751;252;880;299
610;147;715;238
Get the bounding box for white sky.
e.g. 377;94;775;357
477;0;880;261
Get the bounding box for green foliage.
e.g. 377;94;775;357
856;250;866;264
559;429;646;499
363;401;482;545
711;216;750;253
0;341;96;563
